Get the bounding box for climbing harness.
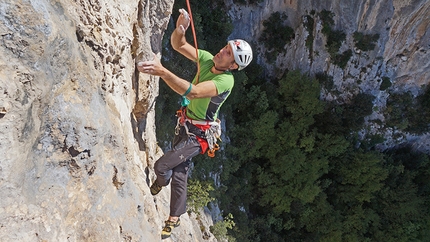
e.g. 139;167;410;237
175;107;221;157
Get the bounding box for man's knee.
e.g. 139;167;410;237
154;157;169;176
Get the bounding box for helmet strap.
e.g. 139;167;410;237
213;61;237;73
213;64;229;73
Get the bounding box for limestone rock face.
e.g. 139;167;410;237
227;0;430;153
228;0;429;88
0;0;214;241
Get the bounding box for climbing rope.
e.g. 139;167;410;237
185;0;200;84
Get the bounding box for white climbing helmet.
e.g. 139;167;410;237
228;39;253;71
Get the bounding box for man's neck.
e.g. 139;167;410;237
211;65;228;74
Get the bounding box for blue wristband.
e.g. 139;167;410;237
182;83;192;96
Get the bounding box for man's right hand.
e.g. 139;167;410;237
176;9;190;34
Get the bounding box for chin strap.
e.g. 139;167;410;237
213;65;229;72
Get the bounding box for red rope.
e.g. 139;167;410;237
185;0;200;84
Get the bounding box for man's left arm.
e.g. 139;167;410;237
137;55;217;99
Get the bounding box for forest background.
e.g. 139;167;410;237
155;0;430;241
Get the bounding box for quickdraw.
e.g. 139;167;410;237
207;143;220;158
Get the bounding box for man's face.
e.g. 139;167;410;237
213;44;238;71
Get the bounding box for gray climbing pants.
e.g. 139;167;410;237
154;125;201;217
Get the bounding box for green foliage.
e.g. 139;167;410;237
315;72;334;90
384;88;430;134
303;15;315;51
171;0;233;54
360;133;386;150
155;81;181;149
325;29;346;56
315;93;375;135
318;10;352;68
259;12;295;54
370;146;430;241
333;49;352;69
379;76;392;90
210;213;236;242
353;31;380;51
329;150;388;204
220;70;359;241
384;92;413;130
319;10;334;35
187;179;215;214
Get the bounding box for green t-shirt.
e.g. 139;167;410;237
186;50;234;121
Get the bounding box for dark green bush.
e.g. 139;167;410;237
318;10;350;68
353;31;380;51
303;15;315;51
380;76;392;91
319;9;334;35
259;12;295;54
315;72;334;90
333;49;353;69
385;88;430;134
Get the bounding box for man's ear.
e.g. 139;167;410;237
230;62;239;70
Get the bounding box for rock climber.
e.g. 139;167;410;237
137;8;252;239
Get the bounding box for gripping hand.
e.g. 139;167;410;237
176;8;190;34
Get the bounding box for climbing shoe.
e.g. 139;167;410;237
161;219;181;239
150;182;162;195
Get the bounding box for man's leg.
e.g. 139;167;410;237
153;133;200;187
158;135;201;239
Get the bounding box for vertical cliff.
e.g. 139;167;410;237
227;0;430;153
227;0;429;87
0;0;214;241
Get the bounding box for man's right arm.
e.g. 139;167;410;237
170;10;198;62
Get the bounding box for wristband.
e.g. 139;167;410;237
182;83;192;96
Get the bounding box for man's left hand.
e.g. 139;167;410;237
137;54;164;76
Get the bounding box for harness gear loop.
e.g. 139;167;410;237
185;0;200;84
205;119;222;157
175;107;222;157
175;107;191;135
207;143;220;158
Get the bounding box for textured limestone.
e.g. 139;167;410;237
226;0;430;153
0;0;215;241
227;0;429;88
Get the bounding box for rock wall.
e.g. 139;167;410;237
227;0;429;88
226;0;430;153
0;0;215;241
